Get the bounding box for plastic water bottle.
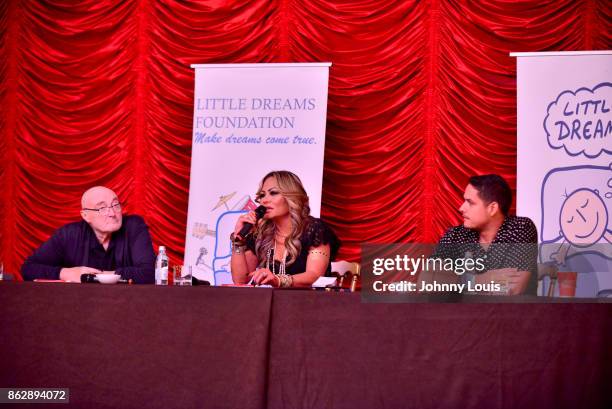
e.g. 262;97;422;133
155;246;169;285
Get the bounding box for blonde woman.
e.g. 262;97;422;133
231;171;339;287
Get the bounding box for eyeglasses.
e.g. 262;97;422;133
83;202;122;215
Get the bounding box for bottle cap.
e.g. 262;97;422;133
159;245;166;251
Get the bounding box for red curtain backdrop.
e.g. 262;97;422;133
0;0;610;278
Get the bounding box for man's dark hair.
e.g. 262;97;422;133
468;174;512;216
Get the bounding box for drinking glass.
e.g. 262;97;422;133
173;265;192;286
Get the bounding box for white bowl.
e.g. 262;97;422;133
96;274;121;284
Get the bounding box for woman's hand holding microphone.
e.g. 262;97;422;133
233;211;258;240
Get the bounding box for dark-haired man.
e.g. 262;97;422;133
434;174;538;295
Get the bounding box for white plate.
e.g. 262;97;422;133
96;274;121;284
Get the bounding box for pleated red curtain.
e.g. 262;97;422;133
1;0;610;278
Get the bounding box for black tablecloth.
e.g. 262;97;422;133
1;283;610;409
0;283;272;409
268;290;612;409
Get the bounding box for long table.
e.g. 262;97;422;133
1;283;610;409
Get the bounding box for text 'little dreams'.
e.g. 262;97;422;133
196;97;316;111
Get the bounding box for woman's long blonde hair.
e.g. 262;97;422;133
254;171;310;266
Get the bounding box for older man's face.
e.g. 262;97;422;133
81;187;123;235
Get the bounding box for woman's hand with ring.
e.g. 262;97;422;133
252;267;279;287
251;267;266;285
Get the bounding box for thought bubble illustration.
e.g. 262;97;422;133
543;82;612;158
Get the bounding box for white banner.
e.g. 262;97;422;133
184;63;331;285
513;51;612;296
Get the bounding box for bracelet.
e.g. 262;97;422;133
276;274;293;288
308;250;329;258
230;232;246;246
233;244;247;254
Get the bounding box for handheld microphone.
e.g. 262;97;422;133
237;205;267;239
80;273;98;283
195;247;207;266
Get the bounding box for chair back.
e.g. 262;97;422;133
331;261;360;291
537;263;559;297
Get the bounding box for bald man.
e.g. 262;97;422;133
21;186;155;284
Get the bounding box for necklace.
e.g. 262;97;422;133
266;242;287;275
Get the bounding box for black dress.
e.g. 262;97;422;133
246;216;340;275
